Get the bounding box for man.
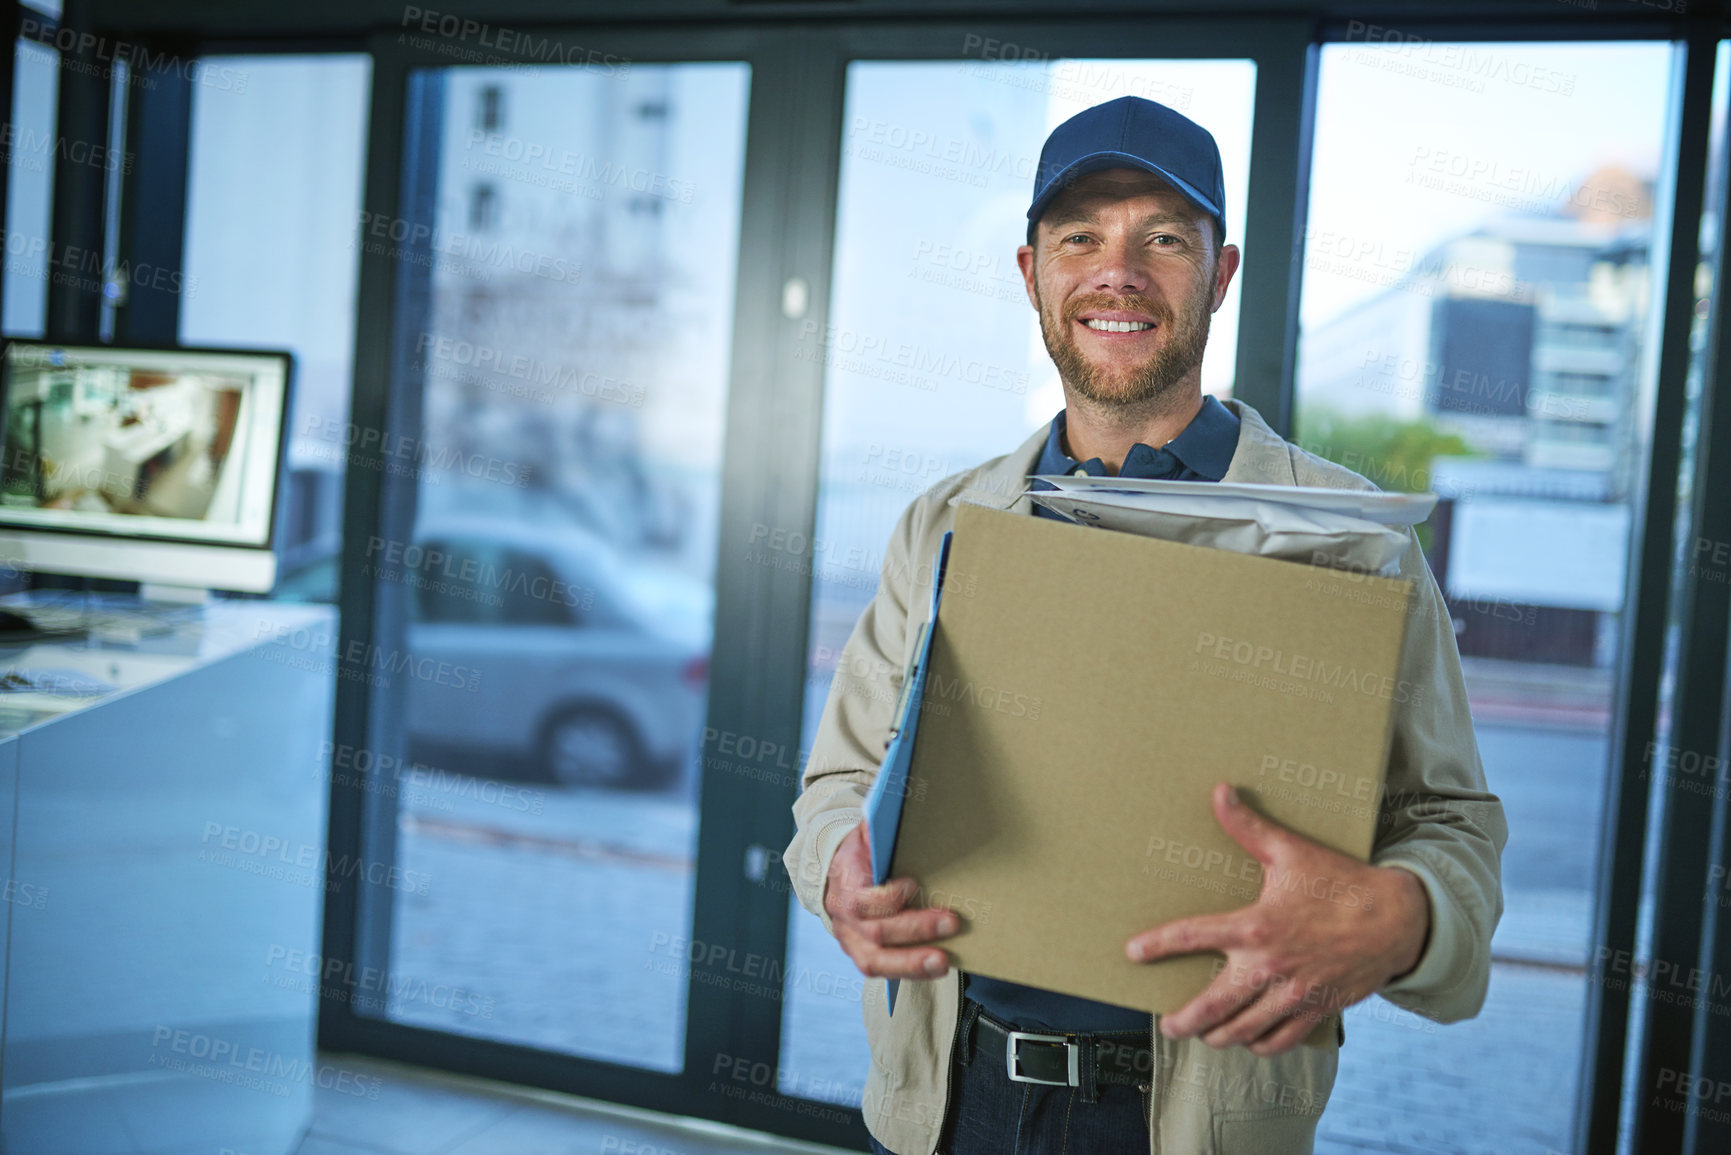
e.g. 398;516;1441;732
784;95;1507;1154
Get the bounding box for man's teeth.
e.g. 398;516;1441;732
1082;319;1154;332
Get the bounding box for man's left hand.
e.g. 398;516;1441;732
1125;782;1431;1056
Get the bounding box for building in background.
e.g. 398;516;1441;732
419;68;711;574
1296;166;1653;665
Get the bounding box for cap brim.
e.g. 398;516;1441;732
1027;152;1224;242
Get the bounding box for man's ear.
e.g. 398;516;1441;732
1212;243;1242;312
1017;244;1039;311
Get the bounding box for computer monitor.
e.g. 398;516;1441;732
0;340;293;595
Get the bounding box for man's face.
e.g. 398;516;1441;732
1016;168;1240;408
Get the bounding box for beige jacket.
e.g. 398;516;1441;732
783;399;1508;1155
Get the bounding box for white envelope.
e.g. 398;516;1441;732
1023;482;1425;575
1032;476;1438;526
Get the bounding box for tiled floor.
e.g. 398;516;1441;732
292;1053;856;1155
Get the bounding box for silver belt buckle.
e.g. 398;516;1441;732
1005;1030;1080;1086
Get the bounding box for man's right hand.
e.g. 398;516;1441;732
824;821;960;980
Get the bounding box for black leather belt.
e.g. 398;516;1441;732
968;1005;1154;1088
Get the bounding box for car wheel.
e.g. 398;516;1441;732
542;707;645;789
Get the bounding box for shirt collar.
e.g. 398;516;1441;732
1035;394;1240;481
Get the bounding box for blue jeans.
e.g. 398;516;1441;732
867;1004;1149;1155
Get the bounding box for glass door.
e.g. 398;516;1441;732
324;31;779;1126
370;60;746;1072
781;52;1258;1108
1290;38;1678;1152
324;17;887;1139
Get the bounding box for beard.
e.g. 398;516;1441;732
1036;274;1213;408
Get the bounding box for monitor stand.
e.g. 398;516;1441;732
138;583;214;607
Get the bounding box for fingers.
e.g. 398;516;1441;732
1128;908;1258;964
846;876;920;919
873;905;961;947
1159;971;1261;1040
1212;781;1288;865
827;855;964;979
1248;1013;1322;1057
1199;981;1337;1054
844;941;953;981
1202;986;1296;1049
827;870;918;923
827;824;934;922
837;905;959;979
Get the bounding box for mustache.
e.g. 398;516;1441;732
1059;293;1174;326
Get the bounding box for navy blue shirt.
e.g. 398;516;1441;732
962;393;1241;1033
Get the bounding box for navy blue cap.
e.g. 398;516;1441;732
1027;96;1226;243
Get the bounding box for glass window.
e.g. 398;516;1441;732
782;56;1256;1106
372;62;749;1074
467;182;497;231
179;55;372;601
4;38;59;337
477;84;503;133
1292;39;1675;1149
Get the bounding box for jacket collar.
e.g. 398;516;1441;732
1038;394;1239;482
1219;397;1298;486
955;396;1294;514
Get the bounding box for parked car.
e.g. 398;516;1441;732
400;515;711;790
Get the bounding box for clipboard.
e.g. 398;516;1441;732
859;530;951;1012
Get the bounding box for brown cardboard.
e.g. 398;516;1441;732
892;501;1416;1015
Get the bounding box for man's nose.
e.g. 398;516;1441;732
1091;235;1152;294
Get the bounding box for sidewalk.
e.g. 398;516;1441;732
1321;963;1582;1154
1460;655;1613;730
393;790;1587;1153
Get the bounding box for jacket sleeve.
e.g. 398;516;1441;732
1370;529;1509;1023
783;497;924;935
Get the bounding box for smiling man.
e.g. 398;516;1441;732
785;96;1507;1155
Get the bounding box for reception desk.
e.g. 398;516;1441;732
0;599;335;1155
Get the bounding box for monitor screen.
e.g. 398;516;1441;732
0;341;292;592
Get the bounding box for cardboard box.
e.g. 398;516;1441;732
890;501;1416;1015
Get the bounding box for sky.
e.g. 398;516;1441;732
1301;40;1676;327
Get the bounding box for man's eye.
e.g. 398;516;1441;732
1064;233;1090;245
1152;234;1180;246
